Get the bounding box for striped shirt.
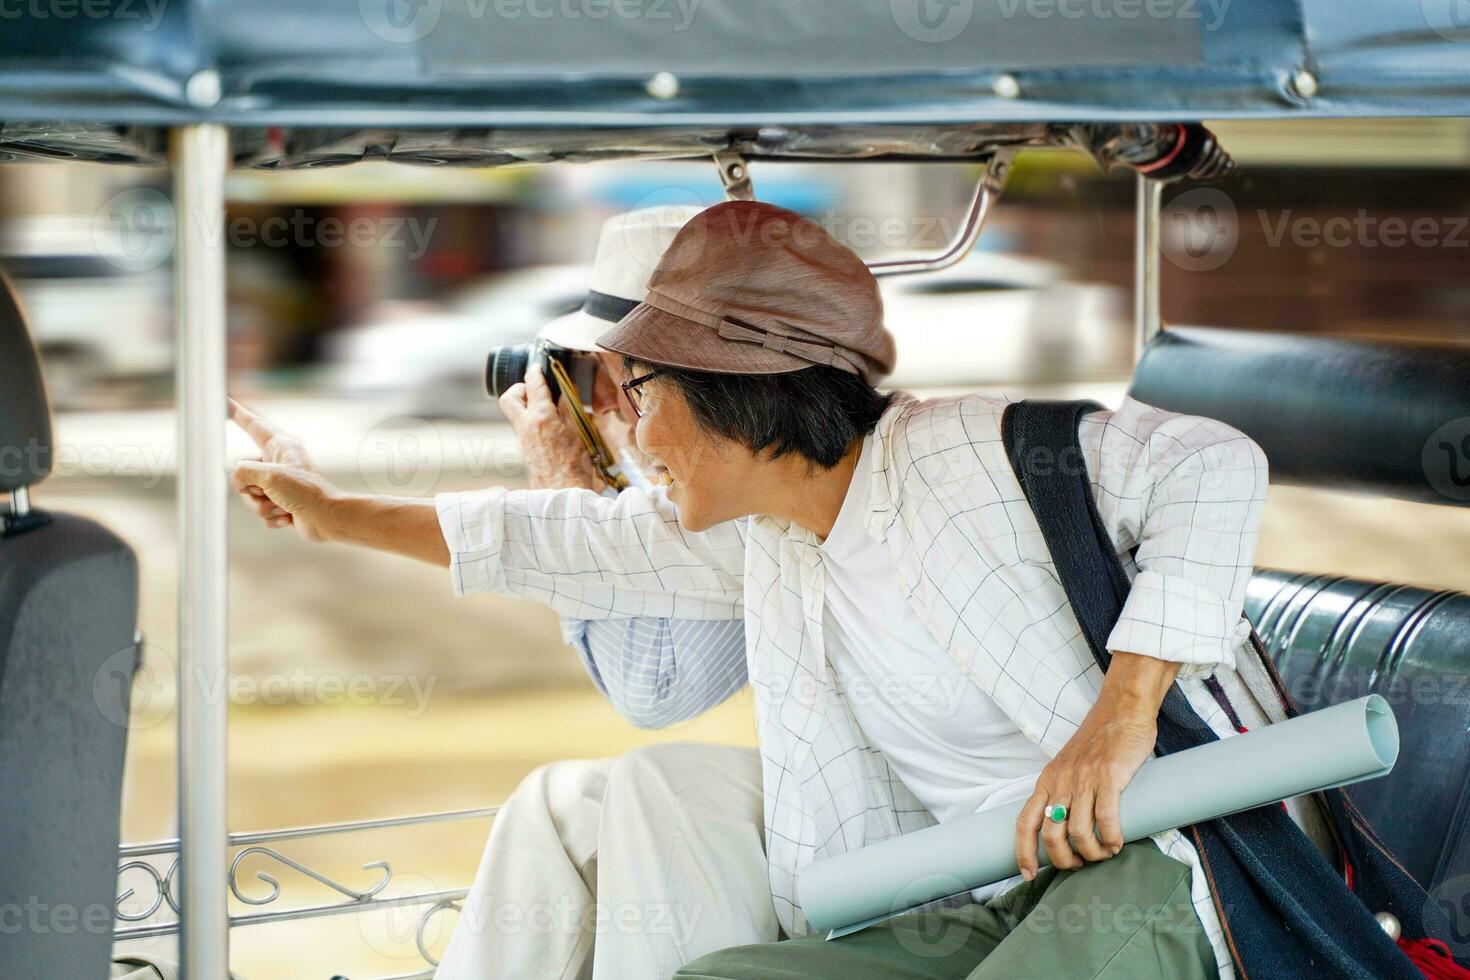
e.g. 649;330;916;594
559;616;748;728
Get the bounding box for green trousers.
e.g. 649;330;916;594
674;841;1217;980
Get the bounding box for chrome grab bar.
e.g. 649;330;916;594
866;151;1012;279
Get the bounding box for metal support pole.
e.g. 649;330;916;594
173;123;230;979
7;486;29;517
1134;172;1163;361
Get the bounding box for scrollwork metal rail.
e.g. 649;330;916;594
114;805;498;979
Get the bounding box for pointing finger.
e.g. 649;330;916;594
228;397;280;449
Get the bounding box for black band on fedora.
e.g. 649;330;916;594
583;290;641;324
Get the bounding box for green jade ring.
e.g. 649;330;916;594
1046;803;1068;824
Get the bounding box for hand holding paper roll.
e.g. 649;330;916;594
1015;651;1176;880
798;695;1399;937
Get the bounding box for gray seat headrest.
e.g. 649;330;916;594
0;272;52;493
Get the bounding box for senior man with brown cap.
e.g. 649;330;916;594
232;200;1273;980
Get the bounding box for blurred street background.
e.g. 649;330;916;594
9;118;1470;976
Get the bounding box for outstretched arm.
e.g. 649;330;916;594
229;398;451;566
229;398;746;620
437;482;746;621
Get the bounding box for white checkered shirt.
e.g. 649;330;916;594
438;393;1267;978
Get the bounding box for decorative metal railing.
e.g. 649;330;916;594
114;806;497;979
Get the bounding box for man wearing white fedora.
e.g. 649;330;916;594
433;206;771;980
232;205;773;979
230;205;767;979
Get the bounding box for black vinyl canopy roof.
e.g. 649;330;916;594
1;0;1468;167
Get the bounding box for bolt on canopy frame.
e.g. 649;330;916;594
6;1;1470;975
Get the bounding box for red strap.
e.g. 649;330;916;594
1398;938;1470;979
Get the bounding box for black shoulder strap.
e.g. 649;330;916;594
1001;398;1215;742
1002;399;1453;977
1000;399;1125;673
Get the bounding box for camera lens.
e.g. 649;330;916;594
485;344;533;400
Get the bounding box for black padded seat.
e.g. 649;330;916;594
1246;568;1470;894
1129;327;1470;507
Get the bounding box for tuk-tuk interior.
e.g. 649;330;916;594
3;2;1470;976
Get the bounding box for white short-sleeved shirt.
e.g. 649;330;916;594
820;435;1051;901
819;435;1050;829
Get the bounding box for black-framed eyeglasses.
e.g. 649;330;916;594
620;370;663;418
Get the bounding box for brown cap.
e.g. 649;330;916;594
598;201;895;384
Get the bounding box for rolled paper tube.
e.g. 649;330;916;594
799;695;1399;937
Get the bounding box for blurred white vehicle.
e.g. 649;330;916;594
325;264;585;418
882;252;1129;389
0;219;172;406
327;253;1126;420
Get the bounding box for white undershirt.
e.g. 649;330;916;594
819;436;1052;868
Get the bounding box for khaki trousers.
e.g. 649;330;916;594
434;743;775;980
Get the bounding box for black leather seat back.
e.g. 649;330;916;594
1246;568;1470;892
1129;327;1470;507
0;272;138;978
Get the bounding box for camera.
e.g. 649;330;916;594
485;341;597;406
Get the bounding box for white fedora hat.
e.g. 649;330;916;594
539;204;704;351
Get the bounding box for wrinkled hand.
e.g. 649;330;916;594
229;398;343;543
497;363;601;491
1015;695;1158;878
